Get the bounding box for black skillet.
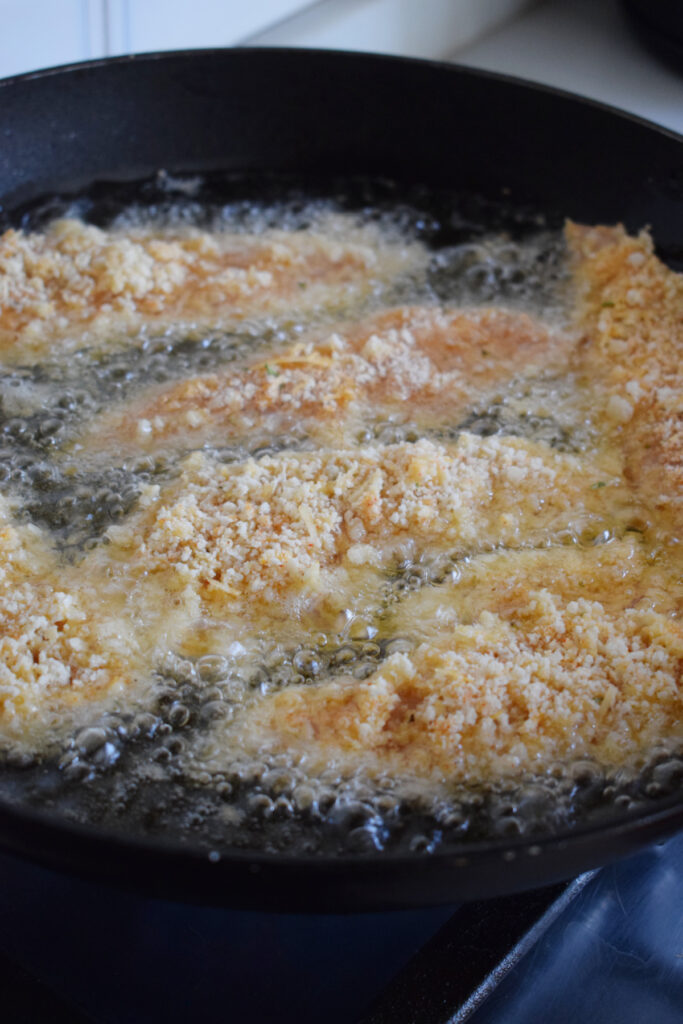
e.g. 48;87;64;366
0;48;682;912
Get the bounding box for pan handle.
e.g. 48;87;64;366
358;871;598;1024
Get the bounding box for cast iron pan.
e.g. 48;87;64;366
0;48;682;912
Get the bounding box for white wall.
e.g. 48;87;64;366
245;0;534;60
0;0;100;77
106;0;316;53
0;0;537;78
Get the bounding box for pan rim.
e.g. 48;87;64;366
0;45;681;904
0;44;680;146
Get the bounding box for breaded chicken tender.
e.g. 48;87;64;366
0;215;426;363
74;305;575;458
0;497;143;751
568;223;683;526
227;542;683;779
96;433;633;636
236;589;683;779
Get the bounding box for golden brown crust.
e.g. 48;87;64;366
0;501;142;749
0;217;425;362
233;541;683;778
567;222;683;524
74;305;573;457
97;433;632;634
244;598;683;777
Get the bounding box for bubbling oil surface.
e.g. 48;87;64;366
0;175;680;857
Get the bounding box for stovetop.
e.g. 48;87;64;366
1;832;682;1023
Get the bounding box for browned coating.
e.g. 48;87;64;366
73;305;573;457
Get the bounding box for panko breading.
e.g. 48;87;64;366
387;538;682;630
74;305;575;457
230;541;683;779
236;586;683;778
0;216;426;363
96;433;635;634
568;223;683;524
212;224;683;781
0;498;142;750
0;210;681;795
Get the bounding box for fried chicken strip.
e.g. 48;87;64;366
93;432;634;642
0;216;425;363
0;497;147;752
73;305;576;458
227;541;683;780
567;223;683;530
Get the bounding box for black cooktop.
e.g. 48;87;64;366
1;832;682;1023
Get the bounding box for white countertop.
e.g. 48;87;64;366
452;0;683;136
